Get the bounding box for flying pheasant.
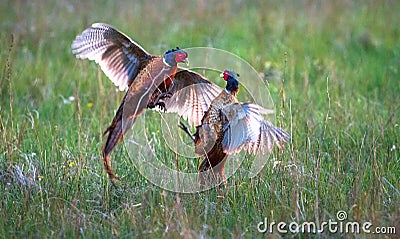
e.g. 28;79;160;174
72;23;221;180
180;70;290;185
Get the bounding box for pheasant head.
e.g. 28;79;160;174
163;47;188;66
220;70;240;95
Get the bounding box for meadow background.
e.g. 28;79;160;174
1;0;399;238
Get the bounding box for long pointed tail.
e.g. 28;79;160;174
102;103;125;180
103;127;122;180
198;142;228;186
103;94;141;180
102;95;142;180
102;83;151;180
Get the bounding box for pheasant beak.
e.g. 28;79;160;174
181;58;189;66
219;72;224;78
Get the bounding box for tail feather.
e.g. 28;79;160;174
103;116;124;158
102;97;142;180
102;86;149;180
102;99;138;180
103;154;118;180
102;103;124;180
198;142;228;186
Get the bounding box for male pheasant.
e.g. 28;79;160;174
72;23;221;180
181;70;290;185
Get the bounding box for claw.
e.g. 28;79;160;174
148;91;173;111
155;91;173;103
156;102;167;112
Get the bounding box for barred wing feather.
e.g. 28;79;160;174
164;69;222;126
221;103;289;154
71;23;152;91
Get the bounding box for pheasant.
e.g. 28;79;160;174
72;23;221;180
180;70;290;185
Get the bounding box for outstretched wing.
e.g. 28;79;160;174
163;69;222;126
246;120;290;154
221;103;289;154
71;23;152;91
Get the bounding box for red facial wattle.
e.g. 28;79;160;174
175;52;188;63
223;71;229;81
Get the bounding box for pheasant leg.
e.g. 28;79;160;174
178;121;195;142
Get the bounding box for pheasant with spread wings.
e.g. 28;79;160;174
72;23;221;180
180;70;290;185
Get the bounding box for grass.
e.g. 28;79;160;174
1;0;399;238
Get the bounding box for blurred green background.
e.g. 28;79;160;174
1;0;399;238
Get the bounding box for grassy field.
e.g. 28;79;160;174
1;0;399;238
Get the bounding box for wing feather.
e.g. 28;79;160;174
220;102;290;154
163;69;222;126
71;23;152;91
